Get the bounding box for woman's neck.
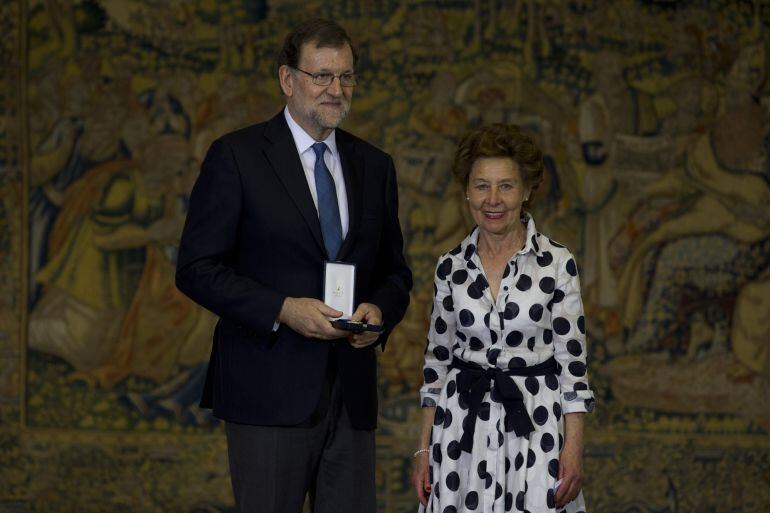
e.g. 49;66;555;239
477;222;526;258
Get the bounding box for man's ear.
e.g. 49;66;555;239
278;65;293;97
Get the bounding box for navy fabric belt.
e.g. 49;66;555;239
450;356;558;453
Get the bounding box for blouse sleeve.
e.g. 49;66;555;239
551;252;596;414
419;256;457;408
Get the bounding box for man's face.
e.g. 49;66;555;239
280;41;354;140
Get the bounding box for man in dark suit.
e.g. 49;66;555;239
176;18;412;513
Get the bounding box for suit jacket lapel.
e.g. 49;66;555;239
262;112;326;255
336;130;363;262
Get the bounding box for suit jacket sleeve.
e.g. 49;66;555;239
176;138;285;337
367;156;413;349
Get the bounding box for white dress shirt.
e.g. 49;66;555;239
274;108;351;330
284;107;349;237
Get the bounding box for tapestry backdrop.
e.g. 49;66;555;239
1;0;769;512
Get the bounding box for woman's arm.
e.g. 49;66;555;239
556;412;585;508
412;406;436;506
412;255;458;506
550;250;594;507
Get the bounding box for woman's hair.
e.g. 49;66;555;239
453;124;544;194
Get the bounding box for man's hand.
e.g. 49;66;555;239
278;297;348;340
348;303;383;348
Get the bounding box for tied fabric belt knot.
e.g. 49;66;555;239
450;356;558;453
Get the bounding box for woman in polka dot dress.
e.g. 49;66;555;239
412;124;595;513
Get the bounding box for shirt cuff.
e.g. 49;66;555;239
561;390;596;414
420;388;442;408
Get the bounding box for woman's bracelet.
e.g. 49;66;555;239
413;448;430;458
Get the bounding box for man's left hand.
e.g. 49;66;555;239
348;303;383;348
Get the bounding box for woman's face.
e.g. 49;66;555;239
466;157;530;237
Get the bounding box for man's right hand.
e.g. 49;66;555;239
277;297;349;340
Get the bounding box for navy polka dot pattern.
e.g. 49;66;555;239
419;214;593;513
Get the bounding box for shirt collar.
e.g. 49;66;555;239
459;211;543;262
284;107;338;158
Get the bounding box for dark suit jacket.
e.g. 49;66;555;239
176;111;412;430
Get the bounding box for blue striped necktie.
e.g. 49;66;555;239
311;142;343;260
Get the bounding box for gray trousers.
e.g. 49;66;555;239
224;377;376;513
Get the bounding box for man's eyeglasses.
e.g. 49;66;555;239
293;67;358;87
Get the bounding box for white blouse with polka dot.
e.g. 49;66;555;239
419;213;594;513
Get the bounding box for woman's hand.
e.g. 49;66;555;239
555;436;585;508
411;450;432;506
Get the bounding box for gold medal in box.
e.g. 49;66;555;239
323;262;382;333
